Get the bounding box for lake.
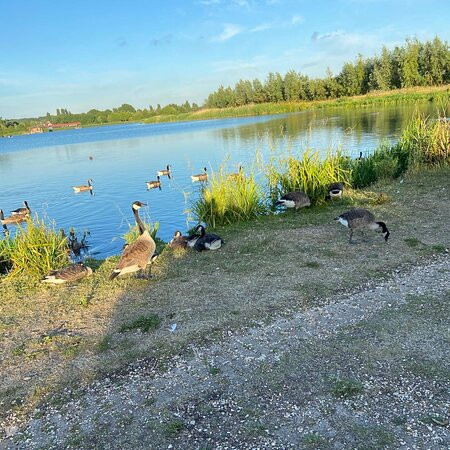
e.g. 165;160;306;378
0;102;440;259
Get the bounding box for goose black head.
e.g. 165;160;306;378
203;167;207;172
196;224;206;236
167;164;171;170
376;221;390;241
174;230;182;237
88;179;93;185
132;201;147;210
24;201;30;208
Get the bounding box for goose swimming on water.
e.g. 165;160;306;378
110;201;156;279
157;164;172;179
0;209;28;225
335;208;390;244
73;179;93;193
11;201;31;216
191;167;208;182
146;176;162;190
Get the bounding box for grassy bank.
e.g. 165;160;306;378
1;166;449;427
144;85;450;124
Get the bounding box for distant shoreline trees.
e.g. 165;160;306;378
1;36;449;135
205;37;450;108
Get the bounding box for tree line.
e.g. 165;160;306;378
205;37;450;108
1;36;449;135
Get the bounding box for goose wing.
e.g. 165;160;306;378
42;264;91;283
116;236;156;271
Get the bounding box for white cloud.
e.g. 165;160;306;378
213;24;244;41
198;0;220;5
250;23;273;32
291;15;304;25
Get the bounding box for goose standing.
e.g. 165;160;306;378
146;176;162;190
157;164;172;179
191;167;208;182
11;201;31;216
193;225;224;251
110;201;156;279
335;208;390;244
168;230;188;250
73;179;93;193
42;263;92;284
276;190;311;211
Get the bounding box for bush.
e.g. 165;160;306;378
194;164;268;227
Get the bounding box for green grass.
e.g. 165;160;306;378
266;149;352;206
0;215;69;279
330;377;364;398
119;314;162;333
164;419;185;437
193;163;268;227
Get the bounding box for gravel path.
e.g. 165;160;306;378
3;257;449;449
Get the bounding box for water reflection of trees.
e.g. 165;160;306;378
216;103;438;151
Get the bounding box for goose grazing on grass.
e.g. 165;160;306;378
157;164;172;179
191;167;208;182
110;201;156;280
193;225;224;251
0;209;28;225
73;179;93;193
146;176;162;190
168;230;188;250
41;263;92;284
327;182;344;201
276;191;311;211
335;208;390;244
11;201;31;216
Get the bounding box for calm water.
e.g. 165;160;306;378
0;102;439;258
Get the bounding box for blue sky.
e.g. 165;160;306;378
1;0;449;118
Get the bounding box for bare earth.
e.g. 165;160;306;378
3;257;449;449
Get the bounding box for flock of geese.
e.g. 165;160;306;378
2;161;390;285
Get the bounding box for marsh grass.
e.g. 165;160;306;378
193;164;268;227
266;150;352;205
0;215;69;279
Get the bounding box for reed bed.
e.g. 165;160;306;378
193;164;268;228
193;113;449;228
266;150;352;206
0;215;69;279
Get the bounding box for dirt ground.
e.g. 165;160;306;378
0;167;449;448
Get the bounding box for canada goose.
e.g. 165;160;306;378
358;151;364;160
228;165;243;180
69;230;90;256
146;176;162;190
193;225;224;251
157;164;172;179
335;208;390;244
89;155;93;160
168;230;188;250
41;263;93;284
327;182;344;200
0;209;28;225
276;191;311;211
191;167;208;182
110;201;156;279
73;179;93;193
11;201;31;216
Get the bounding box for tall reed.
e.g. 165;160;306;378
193;165;268;227
266;150;352;205
2;215;69;279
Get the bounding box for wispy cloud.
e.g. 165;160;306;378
198;0;220;5
151;34;173;46
291;15;304;25
213;24;244;42
311;30;345;42
250;23;273;32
